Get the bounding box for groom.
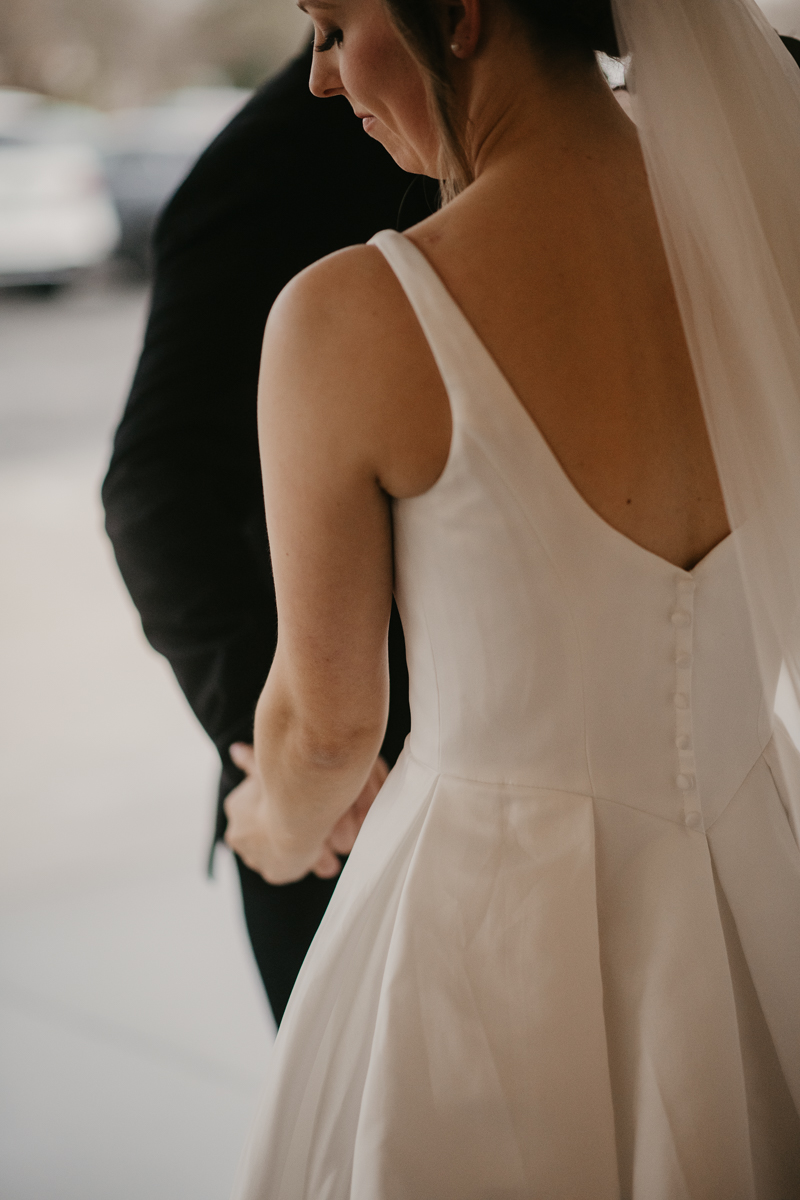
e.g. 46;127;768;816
102;41;435;1024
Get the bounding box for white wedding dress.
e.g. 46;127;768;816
232;229;800;1200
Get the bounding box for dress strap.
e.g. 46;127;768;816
368;228;607;535
368;229;509;425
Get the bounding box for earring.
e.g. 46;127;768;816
450;42;460;54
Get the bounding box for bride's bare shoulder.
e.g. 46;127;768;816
262;240;450;498
267;242;410;340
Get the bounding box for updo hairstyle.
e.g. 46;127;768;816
382;0;620;196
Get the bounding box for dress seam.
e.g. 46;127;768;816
420;601;443;775
704;743;769;834
403;748;771;833
459;426;598;800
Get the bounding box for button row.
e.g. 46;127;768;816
672;575;701;830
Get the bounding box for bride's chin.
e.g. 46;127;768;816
370;128;431;176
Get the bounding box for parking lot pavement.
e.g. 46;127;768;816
0;274;273;1200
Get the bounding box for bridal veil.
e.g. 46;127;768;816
611;0;800;786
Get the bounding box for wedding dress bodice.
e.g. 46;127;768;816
397;364;771;832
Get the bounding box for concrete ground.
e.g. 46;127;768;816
0;272;273;1200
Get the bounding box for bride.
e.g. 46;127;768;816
223;0;800;1194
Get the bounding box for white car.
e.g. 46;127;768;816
0;138;120;287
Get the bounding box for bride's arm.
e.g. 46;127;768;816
224;249;399;884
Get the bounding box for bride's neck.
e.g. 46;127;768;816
455;27;635;187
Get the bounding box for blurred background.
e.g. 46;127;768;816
0;2;311;1199
0;0;309;280
1;1;799;1198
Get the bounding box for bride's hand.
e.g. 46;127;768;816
325;755;388;856
223;743;338;882
223;743;387;885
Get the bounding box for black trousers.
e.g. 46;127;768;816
235;854;338;1025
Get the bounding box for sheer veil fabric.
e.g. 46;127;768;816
612;0;800;789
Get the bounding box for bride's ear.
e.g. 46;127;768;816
444;0;481;58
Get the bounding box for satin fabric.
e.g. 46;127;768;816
232;230;800;1200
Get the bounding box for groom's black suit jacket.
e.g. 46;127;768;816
102;43;435;1023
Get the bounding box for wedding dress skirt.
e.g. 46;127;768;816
232;230;800;1199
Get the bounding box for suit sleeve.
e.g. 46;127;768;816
102;127;280;780
102;64;426;835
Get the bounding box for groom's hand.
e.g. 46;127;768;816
223;743;387;883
